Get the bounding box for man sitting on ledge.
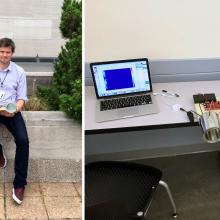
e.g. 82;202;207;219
0;38;29;205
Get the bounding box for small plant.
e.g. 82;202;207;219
25;96;50;111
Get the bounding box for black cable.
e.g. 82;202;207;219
180;107;201;123
180;108;187;112
190;110;201;117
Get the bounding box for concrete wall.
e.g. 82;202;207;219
0;0;65;57
85;0;220;61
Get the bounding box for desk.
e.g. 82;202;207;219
85;81;220;161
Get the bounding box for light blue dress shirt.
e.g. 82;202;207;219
0;61;28;106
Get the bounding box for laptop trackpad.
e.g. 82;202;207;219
117;108;139;118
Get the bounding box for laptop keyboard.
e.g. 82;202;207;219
100;94;152;111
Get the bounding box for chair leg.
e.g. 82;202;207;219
159;180;178;218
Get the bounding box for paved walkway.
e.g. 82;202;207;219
0;182;82;220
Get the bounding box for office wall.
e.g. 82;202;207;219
85;58;220;85
0;0;65;57
85;0;220;62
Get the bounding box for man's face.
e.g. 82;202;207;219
0;47;13;65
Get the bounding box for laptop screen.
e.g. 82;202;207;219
90;58;153;98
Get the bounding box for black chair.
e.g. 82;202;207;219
85;161;178;220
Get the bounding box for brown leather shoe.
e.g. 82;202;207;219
12;188;25;204
0;144;6;168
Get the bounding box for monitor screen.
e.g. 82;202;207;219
91;59;152;98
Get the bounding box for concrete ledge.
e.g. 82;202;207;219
27;72;53;76
0;111;82;182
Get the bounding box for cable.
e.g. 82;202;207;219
199;103;203;114
190;110;202;117
179;108;187;113
180;108;201;123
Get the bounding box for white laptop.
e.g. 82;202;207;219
90;58;159;122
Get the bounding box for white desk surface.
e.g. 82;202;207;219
85;81;220;132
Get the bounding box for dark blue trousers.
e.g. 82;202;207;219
0;112;29;188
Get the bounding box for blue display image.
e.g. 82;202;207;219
104;68;135;91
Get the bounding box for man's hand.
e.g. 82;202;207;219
16;100;25;112
0;110;15;117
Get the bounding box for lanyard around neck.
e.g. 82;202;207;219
0;70;9;88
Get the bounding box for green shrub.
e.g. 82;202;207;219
37;86;60;110
37;0;82;122
60;0;82;38
59;79;82;121
53;33;82;95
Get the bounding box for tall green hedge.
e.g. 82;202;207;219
38;0;82;122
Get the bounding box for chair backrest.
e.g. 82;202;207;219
85;161;162;220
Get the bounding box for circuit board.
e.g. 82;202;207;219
194;98;220;120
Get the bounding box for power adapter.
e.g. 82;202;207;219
187;111;194;123
180;108;194;123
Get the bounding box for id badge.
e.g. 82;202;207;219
0;90;5;99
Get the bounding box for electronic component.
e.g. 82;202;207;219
193;94;205;103
193;93;216;104
203;101;220;111
203;93;216;102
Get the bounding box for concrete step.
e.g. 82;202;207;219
0;111;82;182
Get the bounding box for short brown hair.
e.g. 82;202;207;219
0;38;15;53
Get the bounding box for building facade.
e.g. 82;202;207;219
0;0;65;57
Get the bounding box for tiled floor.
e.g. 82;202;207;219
0;182;82;220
